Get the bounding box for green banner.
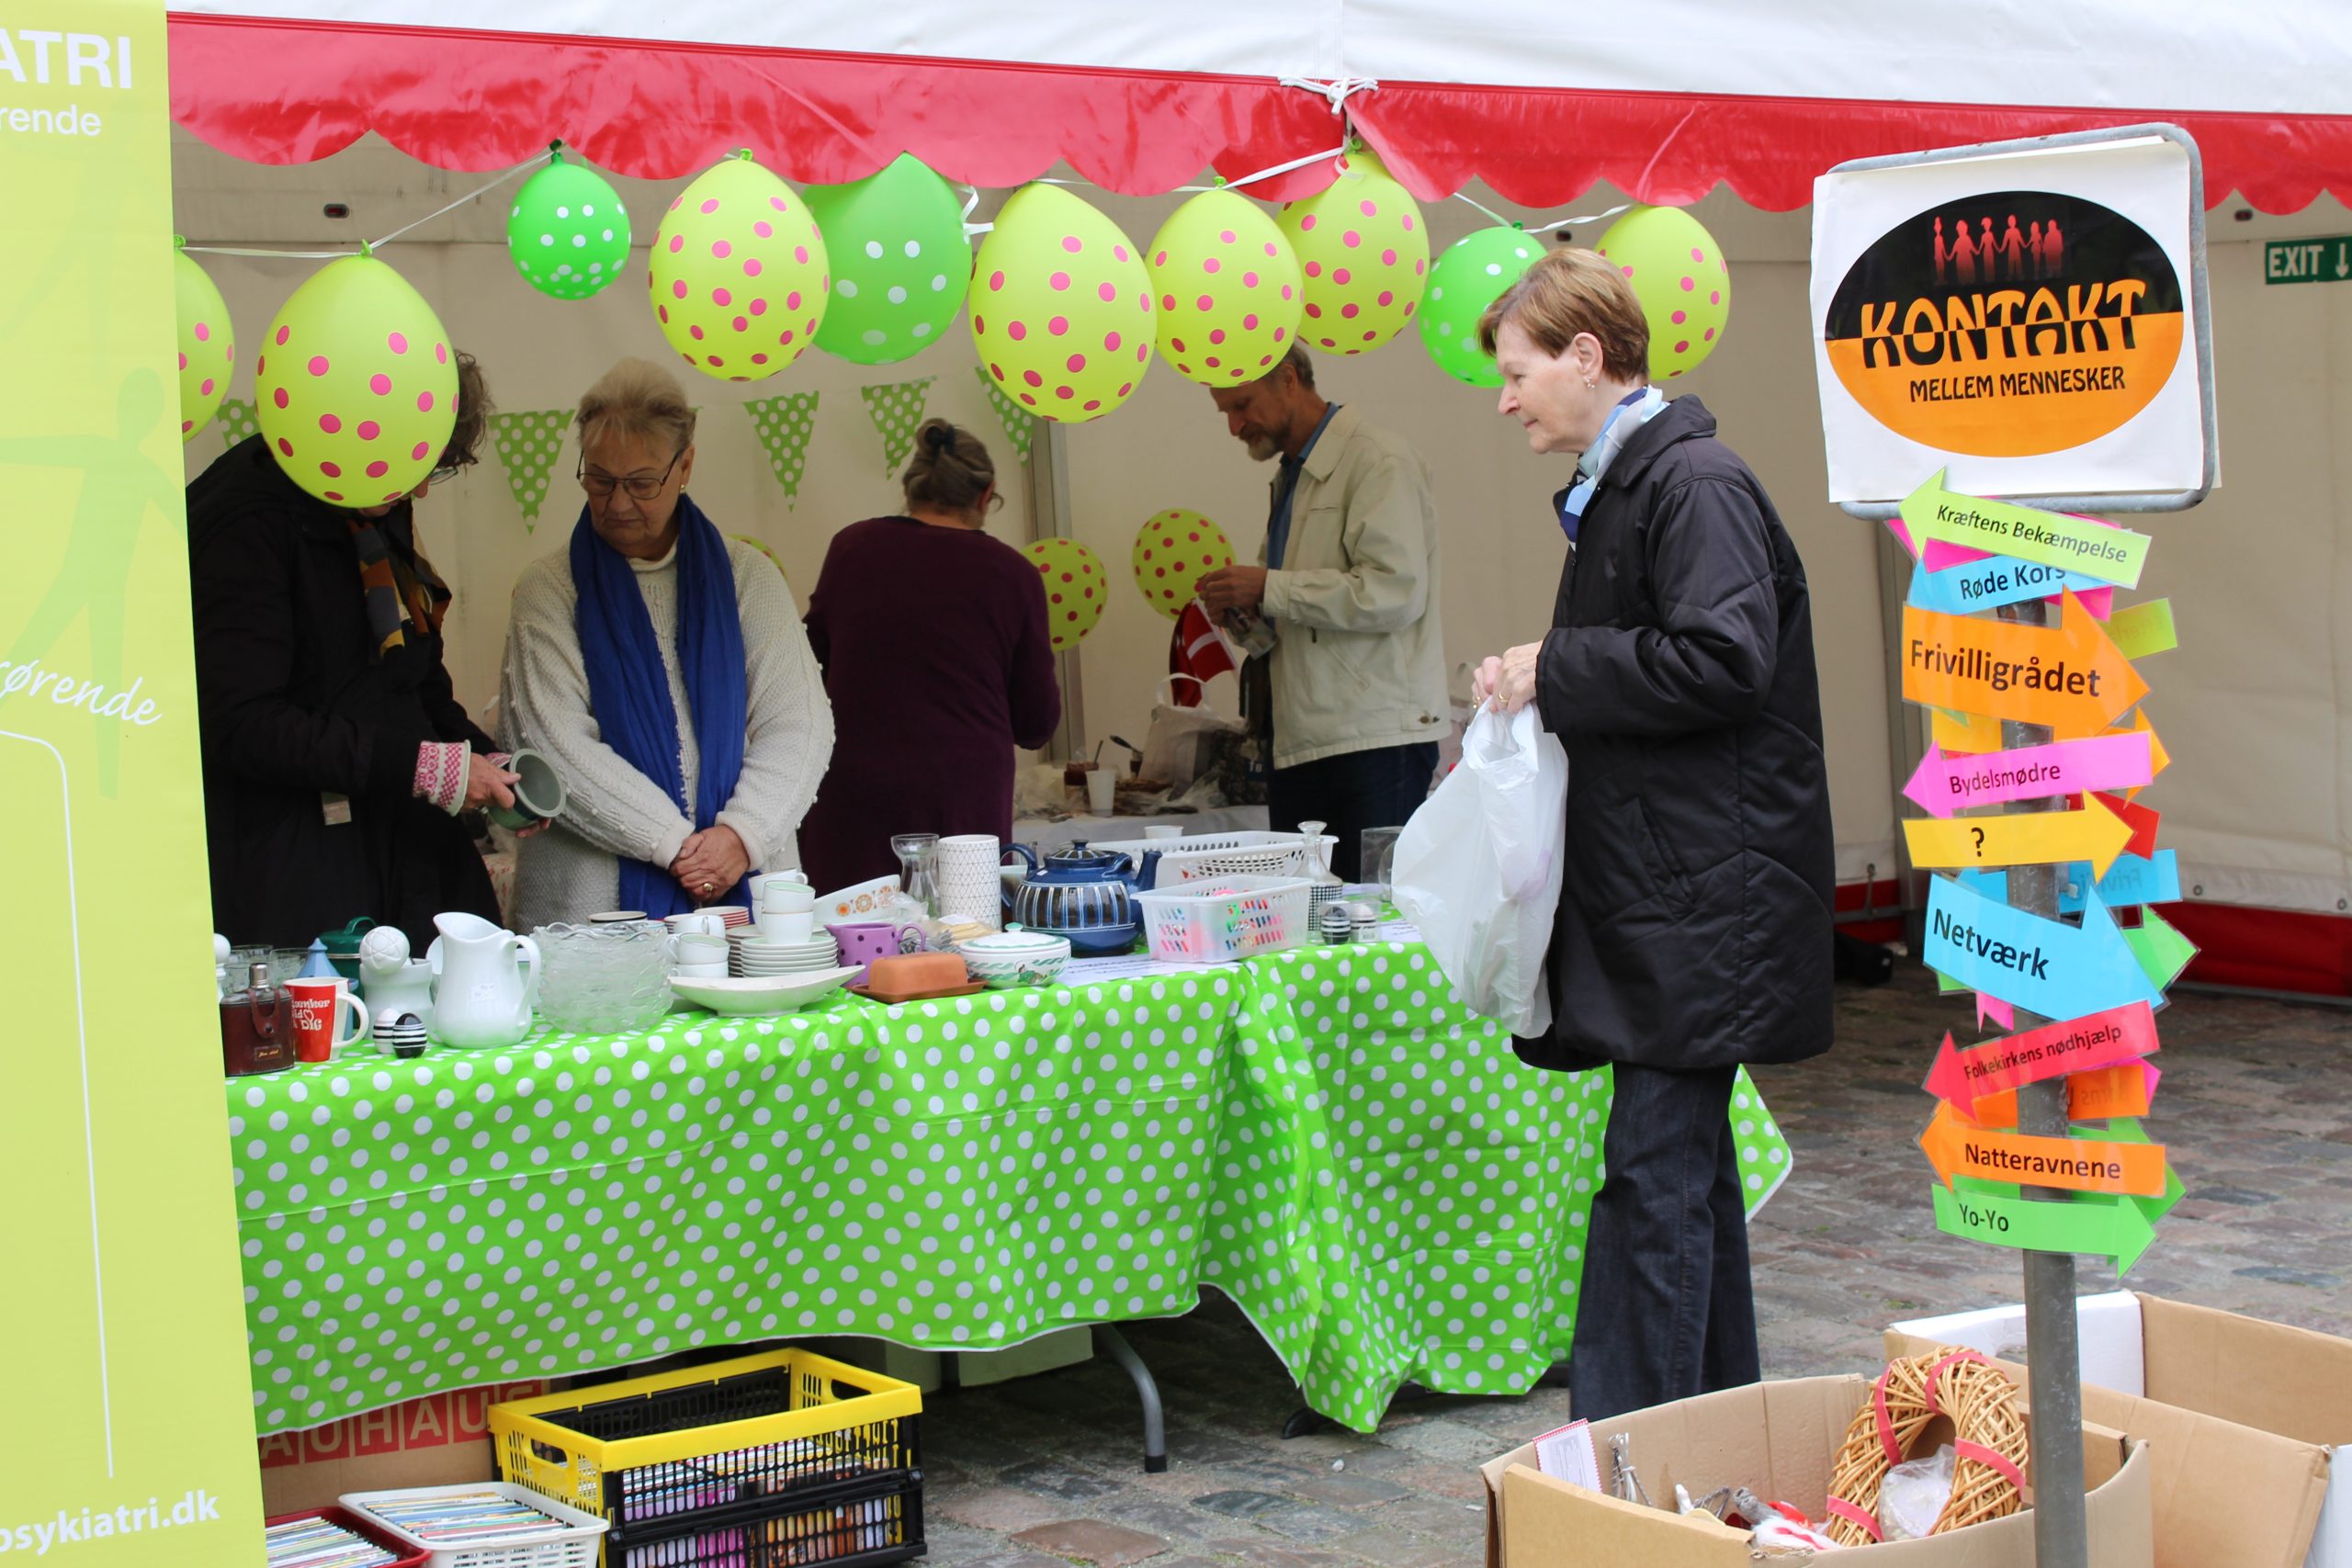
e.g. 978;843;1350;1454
486;409;571;524
974;363;1037;464
213;394;260;450
859;376;935;475
0;3;264;1562
742;389;820;504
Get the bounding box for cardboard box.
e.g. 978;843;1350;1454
1891;1292;2343;1568
255;1382;545;1515
1481;1374;2151;1568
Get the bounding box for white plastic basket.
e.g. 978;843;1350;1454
339;1483;609;1568
1084;830;1335;884
1134;875;1314;964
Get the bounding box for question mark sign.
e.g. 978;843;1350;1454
1971;826;1986;859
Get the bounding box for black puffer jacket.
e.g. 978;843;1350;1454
1518;397;1835;1074
187;435;500;949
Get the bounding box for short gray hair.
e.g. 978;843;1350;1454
576;357;697;457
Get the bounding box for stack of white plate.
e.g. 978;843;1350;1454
732;933;842;977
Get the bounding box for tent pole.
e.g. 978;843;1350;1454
1023;419;1084;764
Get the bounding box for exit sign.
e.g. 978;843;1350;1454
2266;237;2352;284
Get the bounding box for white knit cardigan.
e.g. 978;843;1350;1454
499;535;832;931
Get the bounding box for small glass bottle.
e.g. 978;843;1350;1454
1296;818;1345;929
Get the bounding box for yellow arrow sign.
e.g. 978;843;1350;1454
1903;793;2133;878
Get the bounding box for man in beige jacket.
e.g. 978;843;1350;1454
1198;344;1448;880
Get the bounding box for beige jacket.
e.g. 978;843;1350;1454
1256;403;1449;769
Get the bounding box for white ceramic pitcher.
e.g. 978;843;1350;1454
426;911;541;1048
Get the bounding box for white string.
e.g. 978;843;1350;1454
1450;192;1633;234
184;153;546;264
961;184;990;238
1276;74;1380;114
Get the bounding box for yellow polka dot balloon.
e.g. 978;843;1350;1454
1024;536;1109;648
648;152;831;383
971;183;1155;423
1596;205;1732;378
1144;190;1303;386
1278;145;1430;355
174;246;233;442
254;256;458;509
1133;509;1234;619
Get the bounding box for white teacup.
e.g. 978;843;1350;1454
665;911;724;938
673;961;728;979
675;932;729;966
757;908;816;944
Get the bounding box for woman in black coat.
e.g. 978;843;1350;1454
1470;249;1836;1422
188;353;514;950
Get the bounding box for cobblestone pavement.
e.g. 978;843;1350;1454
913;965;2352;1565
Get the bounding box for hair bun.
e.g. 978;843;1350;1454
922;423;955;454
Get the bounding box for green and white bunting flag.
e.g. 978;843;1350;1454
488;410;571;525
215;395;261;450
858;376;935;476
973;365;1037;465
742;391;820;506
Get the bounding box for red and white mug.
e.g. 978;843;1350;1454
284;977;371;1064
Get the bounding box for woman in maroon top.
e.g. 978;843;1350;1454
798;419;1062;892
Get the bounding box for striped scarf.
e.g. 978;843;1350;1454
347;513;450;657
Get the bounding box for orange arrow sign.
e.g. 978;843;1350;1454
1919;1100;2169;1196
1902;590;2147;732
1972;1059;2156;1126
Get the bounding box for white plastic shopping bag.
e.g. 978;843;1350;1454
1392;703;1568;1037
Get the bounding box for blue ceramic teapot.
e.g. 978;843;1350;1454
1000;843;1162;956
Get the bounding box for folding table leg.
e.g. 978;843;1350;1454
1091;1325;1167;1472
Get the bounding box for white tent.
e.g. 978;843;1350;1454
164;3;2352;989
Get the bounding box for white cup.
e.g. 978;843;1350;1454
1085;767;1116;815
674;961;728;979
748;870;810;901
665;912;724;938
1143;824;1182;840
758;908;816;944
675;932;729;966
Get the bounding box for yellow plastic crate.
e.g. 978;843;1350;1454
490;1348;924;1568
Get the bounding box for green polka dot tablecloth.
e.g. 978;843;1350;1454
226;942;1790;1435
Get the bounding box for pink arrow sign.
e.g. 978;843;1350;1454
1903;733;2154;818
1924;1000;2160;1116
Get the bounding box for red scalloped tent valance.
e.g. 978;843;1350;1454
167;15;2352;213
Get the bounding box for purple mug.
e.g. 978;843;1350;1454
827;920;925;984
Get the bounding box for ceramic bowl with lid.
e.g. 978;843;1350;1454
956;928;1072;989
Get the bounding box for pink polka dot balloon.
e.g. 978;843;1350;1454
648;152;831;383
1595;205;1732;378
254;256;458;508
1143;189;1304;387
969;183;1154;423
1277;145;1430;355
174;247;233;443
1023;536;1108;648
1132;509;1235;619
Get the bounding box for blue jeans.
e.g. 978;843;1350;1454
1268;742;1436;883
1566;1062;1762;1421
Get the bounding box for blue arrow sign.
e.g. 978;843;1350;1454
1907;558;2111;617
2058;850;2181;913
1924;873;2163;1018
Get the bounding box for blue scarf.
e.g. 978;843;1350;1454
568;492;751;918
1558;387;1667;542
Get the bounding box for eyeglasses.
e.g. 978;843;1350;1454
579;449;684;502
426;462;468;485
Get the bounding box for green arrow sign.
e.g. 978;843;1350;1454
1932;1163;2183;1272
2264;237;2352;286
2123;907;2197;992
1902;469;2151;589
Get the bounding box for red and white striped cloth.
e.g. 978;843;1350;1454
1168;599;1238;705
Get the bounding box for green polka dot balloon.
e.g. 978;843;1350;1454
254;256;458;509
1133;508;1234;619
1419;226;1541;387
487;409;571;523
1595;205;1732;378
649;152;831;384
1278;145;1430;356
743;390;820;503
214;396;260;451
805;153;971;366
175;246;233;442
507;152;631;300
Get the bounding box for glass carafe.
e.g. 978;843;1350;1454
892;832;942;917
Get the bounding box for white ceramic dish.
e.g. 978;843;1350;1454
669;966;861;1016
957;931;1072;989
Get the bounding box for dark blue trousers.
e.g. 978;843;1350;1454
1267;742;1436;883
1566;1061;1762;1420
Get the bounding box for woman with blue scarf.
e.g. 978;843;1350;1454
501;359;831;927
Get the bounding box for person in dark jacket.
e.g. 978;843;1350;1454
1470;248;1835;1421
188;352;514;950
